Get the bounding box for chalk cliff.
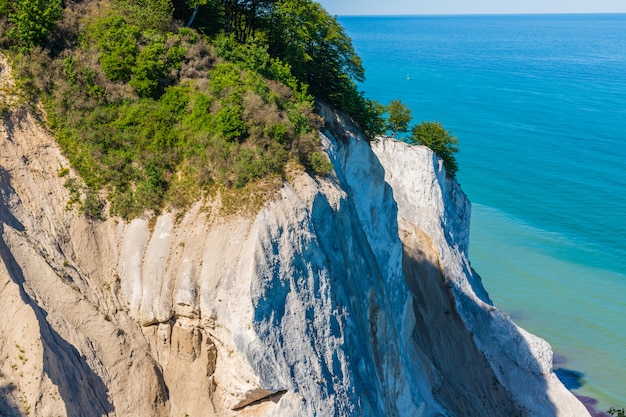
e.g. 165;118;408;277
0;56;590;416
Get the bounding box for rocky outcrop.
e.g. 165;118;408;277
0;56;590;416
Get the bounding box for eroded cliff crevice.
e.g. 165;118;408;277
400;224;525;416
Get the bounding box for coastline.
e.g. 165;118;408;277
469;203;626;409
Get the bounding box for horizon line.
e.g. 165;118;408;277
333;11;626;18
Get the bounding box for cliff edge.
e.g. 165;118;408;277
0;55;589;416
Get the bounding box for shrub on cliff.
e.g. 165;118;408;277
386;99;412;138
409;121;459;179
2;0;63;50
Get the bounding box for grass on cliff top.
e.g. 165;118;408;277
0;0;335;219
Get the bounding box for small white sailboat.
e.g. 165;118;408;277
406;73;411;80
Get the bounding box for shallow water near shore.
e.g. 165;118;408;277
339;14;626;408
471;204;626;406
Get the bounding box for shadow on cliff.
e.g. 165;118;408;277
401;224;559;417
0;167;113;417
0;382;20;417
246;105;563;416
2;108;17;144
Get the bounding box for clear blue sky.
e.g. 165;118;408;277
316;0;626;16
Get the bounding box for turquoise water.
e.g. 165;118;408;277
339;14;626;407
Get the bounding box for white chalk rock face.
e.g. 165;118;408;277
371;138;590;417
0;56;590;417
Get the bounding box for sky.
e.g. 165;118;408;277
315;0;626;16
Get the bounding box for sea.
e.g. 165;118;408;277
338;14;626;409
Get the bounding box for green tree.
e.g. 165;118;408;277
222;0;275;43
94;16;140;82
268;0;364;105
386;99;412;137
184;0;208;27
410;121;459;178
174;0;379;138
8;0;63;49
111;0;173;31
340;89;386;139
172;0;224;36
0;0;12;17
264;0;387;137
129;41;185;98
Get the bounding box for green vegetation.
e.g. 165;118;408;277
2;0;63;50
409;121;459;179
1;0;361;219
48;54;324;218
381;98;460;179
386;99;412;137
0;0;460;219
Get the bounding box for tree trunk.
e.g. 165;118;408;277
186;5;200;27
